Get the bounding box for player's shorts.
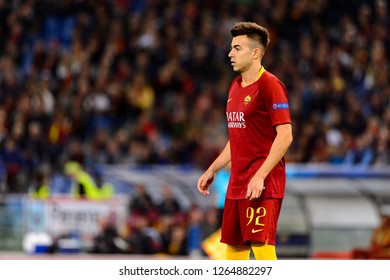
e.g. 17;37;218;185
220;197;283;246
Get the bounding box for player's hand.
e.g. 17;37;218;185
246;175;265;200
197;170;215;196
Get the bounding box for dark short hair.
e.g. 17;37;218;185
230;22;270;50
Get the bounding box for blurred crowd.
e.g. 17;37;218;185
0;0;390;194
89;183;218;256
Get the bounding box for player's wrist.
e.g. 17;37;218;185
254;169;267;180
206;168;217;176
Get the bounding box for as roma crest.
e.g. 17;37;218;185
244;95;251;106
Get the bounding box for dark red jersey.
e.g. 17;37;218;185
226;69;291;199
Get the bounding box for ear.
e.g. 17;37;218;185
253;47;262;60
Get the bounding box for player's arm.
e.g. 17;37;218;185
246;123;293;200
197;141;231;196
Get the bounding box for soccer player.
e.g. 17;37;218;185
197;22;293;260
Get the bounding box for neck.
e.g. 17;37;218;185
241;65;263;87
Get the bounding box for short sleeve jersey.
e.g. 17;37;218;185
226;69;291;199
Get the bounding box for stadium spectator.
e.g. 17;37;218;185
93;169;115;200
125;213;163;255
28;170;50;200
128;183;156;216
64;160;101;200
157;184;181;217
159;219;188;256
0;137;25;193
89;212;127;254
352;212;390;259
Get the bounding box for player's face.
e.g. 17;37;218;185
228;35;256;73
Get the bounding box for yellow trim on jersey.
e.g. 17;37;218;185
257;66;266;80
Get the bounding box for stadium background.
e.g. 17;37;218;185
0;0;390;259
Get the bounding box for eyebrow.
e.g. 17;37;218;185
231;44;242;49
